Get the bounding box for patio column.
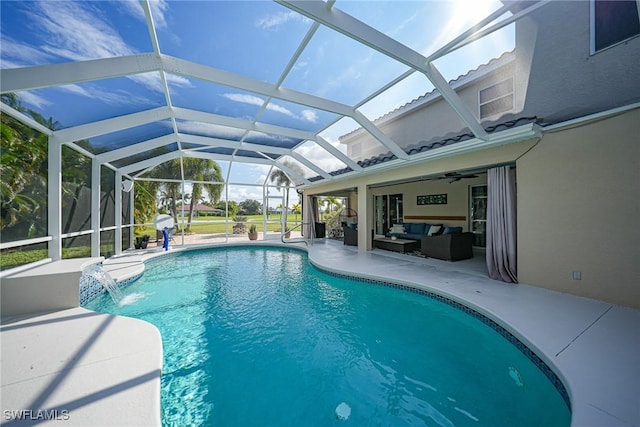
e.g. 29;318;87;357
129;184;135;248
47;138;62;261
357;184;371;250
115;171;122;255
91;159;101;257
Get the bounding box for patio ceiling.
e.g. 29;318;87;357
0;0;541;188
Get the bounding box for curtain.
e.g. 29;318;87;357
486;166;518;283
304;195;318;238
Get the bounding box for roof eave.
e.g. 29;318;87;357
300;122;542;190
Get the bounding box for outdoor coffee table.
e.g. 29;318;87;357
373;237;419;253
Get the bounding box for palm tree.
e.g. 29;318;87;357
292;203;301;225
182;158;223;232
144;158;223;232
321;196;341;218
269;160;303;233
133;180;160;233
1;97;49;236
149;160;182;220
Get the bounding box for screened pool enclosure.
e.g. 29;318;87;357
1;0;594;270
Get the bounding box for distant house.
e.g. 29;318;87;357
193;204;224;216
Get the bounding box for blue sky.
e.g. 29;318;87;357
1;0;513;203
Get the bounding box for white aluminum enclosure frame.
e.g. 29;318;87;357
0;0;550;262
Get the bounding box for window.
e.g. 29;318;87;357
592;0;640;53
479;77;514;119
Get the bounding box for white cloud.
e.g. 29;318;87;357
57;83;155;107
30;1;135;62
178;121;245;140
16;91;51;109
10;1;188;100
222;93;264;107
130;72;192;94
221;93;295;118
0;59;25;70
255;11;309;30
292;142;346;175
246;131;297;147
221;93;317;123
0;36;54;67
301;110;318;123
120;0;169;29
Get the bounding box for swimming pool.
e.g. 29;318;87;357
86;247;570;426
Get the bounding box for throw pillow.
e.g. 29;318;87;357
390;224;405;234
427;225;442;236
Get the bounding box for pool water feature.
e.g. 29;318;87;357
80;264;124;304
86;247;570;426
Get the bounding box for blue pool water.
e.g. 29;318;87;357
86;247;570;426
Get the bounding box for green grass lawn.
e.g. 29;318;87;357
1;214;311;271
136;214;303;236
1;246;100;271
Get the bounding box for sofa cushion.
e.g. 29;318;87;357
442;226;463;235
427;225;442;236
406;223;426;234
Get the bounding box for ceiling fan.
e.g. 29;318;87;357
436;172;479;183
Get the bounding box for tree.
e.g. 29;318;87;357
214;200;239;217
133;180;160;233
149;160;181;221
1;95;49;238
238;199;262;215
321;196;341;218
182;158;223;232
268;160;303;233
145;158;223;232
60;145;91;237
292;203;301;224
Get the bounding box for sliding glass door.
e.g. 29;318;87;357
374;194;403;236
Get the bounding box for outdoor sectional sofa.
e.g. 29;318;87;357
421;232;474;261
387;222;474;261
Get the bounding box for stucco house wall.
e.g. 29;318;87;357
342;55;516;161
516;1;640;123
517;108;639;307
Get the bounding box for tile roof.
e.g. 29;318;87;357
308;116;539;182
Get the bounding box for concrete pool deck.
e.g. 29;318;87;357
1;239;638;426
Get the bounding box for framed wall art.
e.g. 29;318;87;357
417;194;447;205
